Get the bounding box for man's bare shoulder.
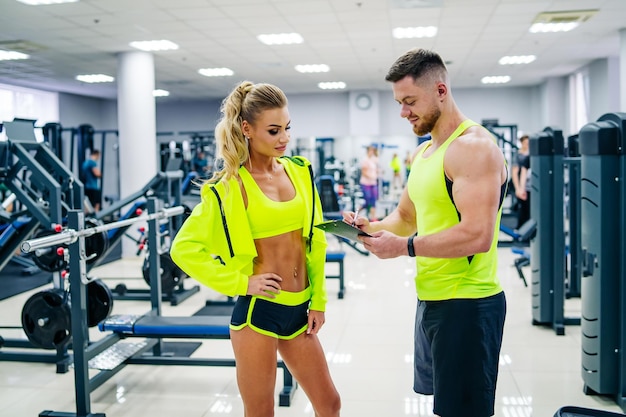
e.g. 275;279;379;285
448;126;503;156
445;126;505;178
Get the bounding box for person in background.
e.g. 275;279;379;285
345;48;507;417
512;134;530;228
359;145;379;220
404;150;413;183
82;149;102;212
192;149;209;174
390;152;402;192
170;81;340;417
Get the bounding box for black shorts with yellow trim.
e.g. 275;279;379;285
230;287;311;340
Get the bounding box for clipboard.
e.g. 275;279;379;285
315;220;371;242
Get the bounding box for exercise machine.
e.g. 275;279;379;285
317;174;369;256
21;198;297;416
528;127;581;335
0;118;85;372
578;112;626;412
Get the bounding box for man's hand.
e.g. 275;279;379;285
359;230;405;259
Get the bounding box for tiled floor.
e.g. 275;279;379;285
1;237;624;417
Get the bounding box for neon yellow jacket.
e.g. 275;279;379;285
170;156;328;311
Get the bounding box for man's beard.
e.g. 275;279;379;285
412;107;440;136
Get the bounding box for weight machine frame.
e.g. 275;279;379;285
23;199;296;416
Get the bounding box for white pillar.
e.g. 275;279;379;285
620;28;626;112
117;51;157;256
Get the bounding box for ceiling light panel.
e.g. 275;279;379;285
392;26;437;39
295;64;329;73
153;89;170;97
499;55;536;65
76;74;114;83
529;22;578;33
0;50;30;61
257;33;303;46
481;76;511;84
129;40;179;52
198;68;234;77
318;82;346;90
16;0;79;4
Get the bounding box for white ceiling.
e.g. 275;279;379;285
0;0;624;101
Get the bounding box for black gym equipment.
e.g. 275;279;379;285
553;406;626;416
21;199;297;416
0;118;84;273
508;218;537;287
578;112;626;412
482;120;520;219
141;252;188;295
0;118;86;373
20;278;114;351
528;127;581;335
317;174;369;256
84;163;199;305
21;289;72;350
85;279;114;327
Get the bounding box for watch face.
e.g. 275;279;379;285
355;93;372;110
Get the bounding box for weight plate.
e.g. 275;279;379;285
142;252;187;294
31;229;68;272
85;218;109;266
86;279;113;327
21;289;71;349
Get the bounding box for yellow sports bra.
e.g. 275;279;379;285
239;165;304;239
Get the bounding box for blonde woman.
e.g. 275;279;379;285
170;81;340;417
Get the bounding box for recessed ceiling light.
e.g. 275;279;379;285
198;67;234;77
76;74;114;83
529;22;579;33
16;0;78;4
153;89;170;97
257;33;303;45
295;64;329;73
318;82;346;90
499;55;536;65
129;40;179;52
0;50;29;61
392;26;437;39
481;76;511;84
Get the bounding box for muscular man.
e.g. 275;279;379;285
345;48;507;417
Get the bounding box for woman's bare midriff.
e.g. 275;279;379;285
253;229;308;292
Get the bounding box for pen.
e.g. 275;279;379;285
351;203;361;226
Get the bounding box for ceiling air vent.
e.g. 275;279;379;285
390;0;443;9
530;9;597;32
0;40;46;53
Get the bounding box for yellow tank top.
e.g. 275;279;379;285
239;163;305;239
407;119;503;300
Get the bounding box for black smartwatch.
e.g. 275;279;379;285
407;233;417;257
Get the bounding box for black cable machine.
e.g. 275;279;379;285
578;112;626;412
528;127;582;335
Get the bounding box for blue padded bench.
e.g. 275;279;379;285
98;313;297;406
99;314;231;339
326;251;346;299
